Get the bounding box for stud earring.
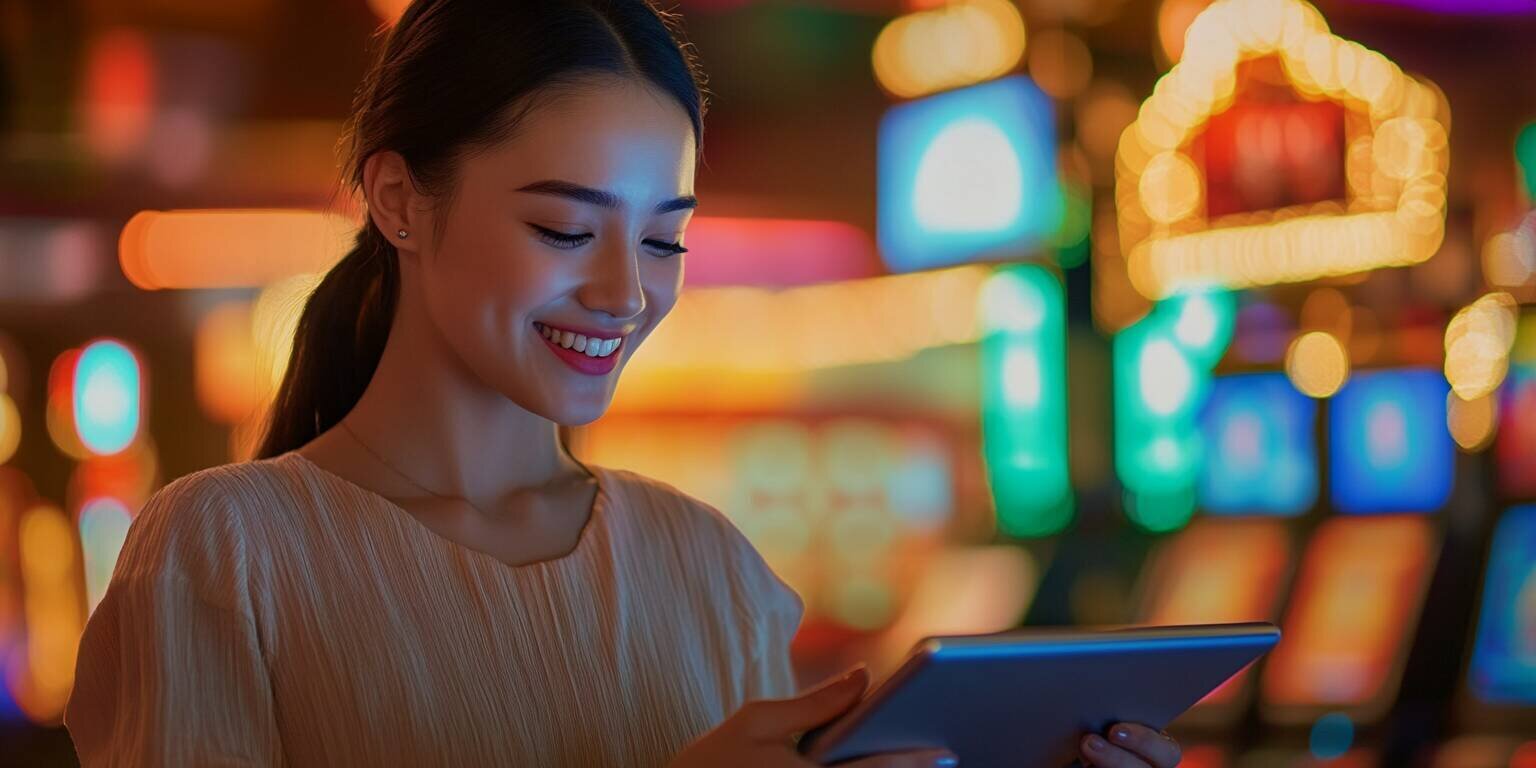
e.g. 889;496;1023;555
396;229;409;239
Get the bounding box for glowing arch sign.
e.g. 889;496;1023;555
1115;0;1450;299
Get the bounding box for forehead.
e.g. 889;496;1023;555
464;77;698;205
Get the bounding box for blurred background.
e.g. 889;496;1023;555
1;0;1535;765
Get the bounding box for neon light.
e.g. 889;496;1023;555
120;209;355;289
1115;290;1235;531
1116;0;1450;299
879;76;1061;273
1329;369;1452;514
680;218;878;288
1200;373;1317;515
72;339;141;456
1467;504;1536;706
78;497;133;613
981;266;1071;537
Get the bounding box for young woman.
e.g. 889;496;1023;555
64;1;1182;766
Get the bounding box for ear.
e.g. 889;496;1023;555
362;150;423;255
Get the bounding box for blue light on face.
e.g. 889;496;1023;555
1199;373;1318;516
1468;504;1536;706
877;76;1061;273
1328;369;1452;514
73;339;141;455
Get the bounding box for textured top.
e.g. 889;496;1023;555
64;452;804;767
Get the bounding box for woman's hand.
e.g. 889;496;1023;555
1078;722;1182;768
670;665;959;768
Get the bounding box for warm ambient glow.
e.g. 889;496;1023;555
631;265;991;373
872;0;1026;99
14;504;84;723
1116;0;1450;299
120;209;355;289
1444;292;1519;400
1446;391;1497;452
1286;330;1349;398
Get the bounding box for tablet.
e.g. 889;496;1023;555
797;622;1280;766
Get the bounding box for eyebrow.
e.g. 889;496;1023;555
514;179;698;215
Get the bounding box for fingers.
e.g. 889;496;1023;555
735;665;869;740
1105;723;1181;768
1080;733;1150;768
838;749;958;768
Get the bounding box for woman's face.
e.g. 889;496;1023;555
404;77;696;426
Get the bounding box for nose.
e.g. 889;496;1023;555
575;238;646;322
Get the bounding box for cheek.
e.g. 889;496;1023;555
421;232;555;347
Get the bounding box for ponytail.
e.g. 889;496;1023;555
256;224;399;458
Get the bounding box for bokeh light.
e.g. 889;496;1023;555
872;0;1027;99
1285;331;1349;398
72;340;142;457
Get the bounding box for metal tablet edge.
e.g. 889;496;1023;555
798;639;943;761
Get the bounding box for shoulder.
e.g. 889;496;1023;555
114;458;304;605
596;466;804;624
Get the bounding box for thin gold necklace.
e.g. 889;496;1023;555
336;420;596;513
339;419;475;507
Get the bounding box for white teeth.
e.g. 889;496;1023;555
537;323;623;358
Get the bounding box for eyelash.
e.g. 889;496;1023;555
530;225;688;257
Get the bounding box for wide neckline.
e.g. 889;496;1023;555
280;451;608;572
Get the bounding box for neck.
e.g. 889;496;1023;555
339;292;580;502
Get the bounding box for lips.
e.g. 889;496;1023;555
534;322;624;376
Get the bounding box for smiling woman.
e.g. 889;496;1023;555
59;2;1178;767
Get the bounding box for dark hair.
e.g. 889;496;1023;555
257;0;708;458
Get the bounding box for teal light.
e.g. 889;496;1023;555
1518;121;1536;201
981;265;1071;537
79;497;134;612
73;339;141;456
1113;289;1234;532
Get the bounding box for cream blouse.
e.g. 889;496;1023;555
64;452;804;767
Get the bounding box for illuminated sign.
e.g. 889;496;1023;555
1199;373;1318;516
1329;369;1452;515
1115;0;1450;299
878;76;1061;273
1262;515;1435;722
1467;504;1536;706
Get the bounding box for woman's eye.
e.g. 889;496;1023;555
530;225;592;249
528;225;687;256
644;239;689;257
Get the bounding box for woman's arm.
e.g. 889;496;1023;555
64;472;285;767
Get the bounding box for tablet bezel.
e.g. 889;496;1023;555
797;622;1281;764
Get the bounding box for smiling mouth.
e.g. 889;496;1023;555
534;322;625;357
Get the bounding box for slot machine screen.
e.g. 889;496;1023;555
1496;366;1536;499
1139;518;1292;706
1262;516;1436;720
1329;369;1453;515
1199;373;1318;516
1467;504;1536;706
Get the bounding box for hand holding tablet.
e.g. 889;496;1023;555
797;622;1280;767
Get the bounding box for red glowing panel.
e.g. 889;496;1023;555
1139;518;1292;706
1193;62;1346;218
81;30;155;162
681;217;878;288
1262;516;1434;714
1497;368;1536;499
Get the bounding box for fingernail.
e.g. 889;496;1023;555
1112;727;1131;742
838;664;866;683
1086;735;1107;752
934;756;958;768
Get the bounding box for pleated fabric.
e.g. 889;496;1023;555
64;452;804;767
